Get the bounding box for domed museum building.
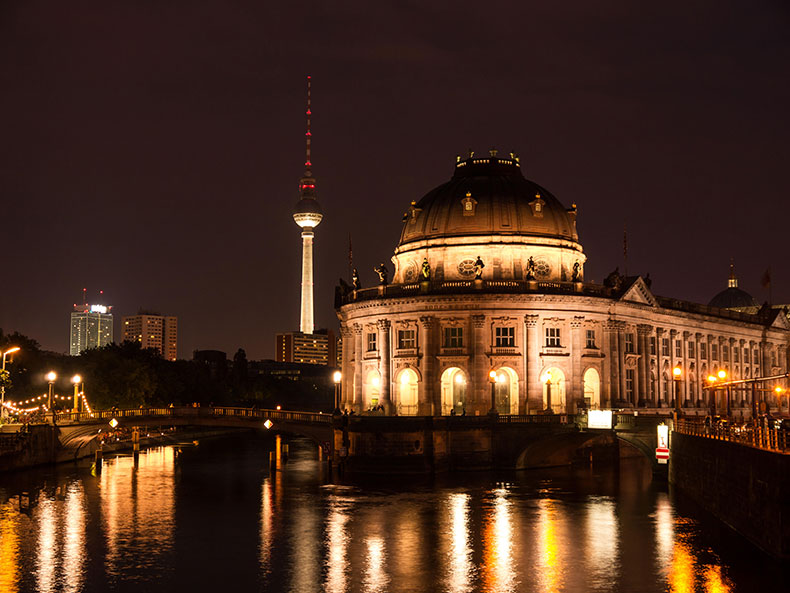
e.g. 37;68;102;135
336;153;789;416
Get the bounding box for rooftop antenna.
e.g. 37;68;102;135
728;259;738;288
305;75;312;177
82;287;87;306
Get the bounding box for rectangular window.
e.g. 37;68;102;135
701;342;707;360
586;329;597;349
397;329;416;350
495;327;515;347
443;327;464;348
366;333;377;352
650;337;656;355
625;369;635;399
625;333;634;354
733;346;739;363
744;348;750;363
675;340;682;358
688;341;695;358
545;327;561;347
754;349;760;364
711;343;718;360
661;338;669;356
723;345;729;362
771;349;777;366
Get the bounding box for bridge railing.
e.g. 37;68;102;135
676;417;789;453
52;406;332;426
496;414;570;424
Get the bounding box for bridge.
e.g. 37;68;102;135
35;405;675;474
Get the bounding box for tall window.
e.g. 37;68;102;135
711;343;718;360
586;329;597;349
754;349;760;364
733;346;739;363
744;348;750;363
625;333;634;354
700;342;707;360
675;340;682;358
625;369;635;399
545;327;561;347
688;341;695;358
650;337;656;355
366;333;377;352
723;345;729;362
661;338;669;356
771;349;777;367
443;327;463;348
495;327;515;347
397;329;416;350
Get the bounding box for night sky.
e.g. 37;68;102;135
1;1;788;360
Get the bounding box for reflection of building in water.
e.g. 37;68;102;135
337;153;790;415
0;504;20;593
443;493;473;593
324;495;349;593
584;499;619;590
100;448;175;583
537;499;563;593
482;489;515;593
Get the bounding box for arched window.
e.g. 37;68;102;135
396;368;419;416
492;366;519;414
542;367;566;414
583;368;600;409
440;367;467;415
364;369;381;410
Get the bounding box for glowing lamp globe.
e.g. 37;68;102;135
293;197;323;229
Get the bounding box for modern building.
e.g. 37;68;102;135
122;312;178;360
276;329;337;366
336;151;790;416
69;302;114;355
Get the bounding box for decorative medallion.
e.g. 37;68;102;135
534;259;551;279
403;262;418;282
457;259;476;277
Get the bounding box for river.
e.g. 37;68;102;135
0;434;785;592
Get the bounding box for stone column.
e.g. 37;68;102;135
637;324;652;407
668;329;679;407
340;326;353;409
377;320;392;412
602;320;617;407
525;314;541;412
353;323;363;411
694;333;703;407
472;314;487;414
570;316;584;411
655;327;665;406
682;331;691;407
617;322;627;406
419;316;436;415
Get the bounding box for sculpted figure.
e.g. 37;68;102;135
374;263;389;285
352;268;361;290
421;257;431;280
474;256;485;279
525;256;536;280
571;261;581;282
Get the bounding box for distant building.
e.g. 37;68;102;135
276;329;337;365
193;350;228;380
70;303;113;355
122;312;178;360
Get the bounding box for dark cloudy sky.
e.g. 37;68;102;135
1;1;788;359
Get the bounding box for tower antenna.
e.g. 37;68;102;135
305;75;312;176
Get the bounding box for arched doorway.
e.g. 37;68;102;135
364;369;381;410
542;367;566;413
583;368;600;409
396;368;419;416
493;367;519;415
440;367;467;415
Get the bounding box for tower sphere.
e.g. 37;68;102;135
293;196;323;229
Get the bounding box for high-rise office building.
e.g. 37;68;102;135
122;312;178;360
70;302;114;355
276;329;337;366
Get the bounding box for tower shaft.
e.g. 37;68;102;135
300;229;315;334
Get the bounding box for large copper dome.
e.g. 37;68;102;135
398;154;578;249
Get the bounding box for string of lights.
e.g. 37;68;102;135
3;391;93;415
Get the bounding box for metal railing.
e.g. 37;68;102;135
675;417;789;453
52;406;332;426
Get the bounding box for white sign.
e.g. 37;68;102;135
90;305;108;314
588;410;613;429
656;424;670;464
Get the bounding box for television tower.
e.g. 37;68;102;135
292;76;322;334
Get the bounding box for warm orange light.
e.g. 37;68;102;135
2;347;20;356
774;386;784;395
46;371;57;382
717;370;727;380
71;374;82;384
332;370;342;384
672;366;682;378
489;370;497;382
707;375;717;383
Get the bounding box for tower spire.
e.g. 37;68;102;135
728;259;738;288
305;75;312;176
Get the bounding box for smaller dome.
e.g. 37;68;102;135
708;288;758;310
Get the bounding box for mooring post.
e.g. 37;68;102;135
132;427;140;465
95;448;103;473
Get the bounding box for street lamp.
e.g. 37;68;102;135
717;370;729;417
46;371;57;424
71;374;82;413
489;370;498;414
332;370;342;414
672;365;682;418
774;386;785;414
1;346;20;419
542;370;553;413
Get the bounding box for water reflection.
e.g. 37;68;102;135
536;498;563;593
62;483;85;593
100;448;175;583
444;492;473;593
363;536;388;593
324;494;349;593
259;477;273;574
482;488;515;593
584;497;619;591
35;497;57;593
0;503;20;593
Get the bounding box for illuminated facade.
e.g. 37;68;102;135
336;153;790;415
69;303;113;356
276;329;338;366
121;313;178;360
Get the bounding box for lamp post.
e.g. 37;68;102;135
717;369;728;417
332;370;342;415
489;370;497;414
46;371;57;424
542;370;553;413
1;346;20;419
71;374;82;414
672;365;682;416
